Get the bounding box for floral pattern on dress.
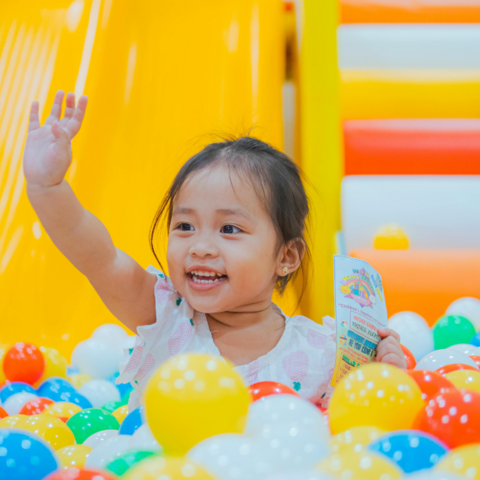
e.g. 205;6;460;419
168;320;194;356
124;346;144;374
307;329;327;350
282;350;309;392
135;353;156;382
155;276;173;305
245;360;259;385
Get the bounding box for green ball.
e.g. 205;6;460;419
102;401;124;413
105;450;157;476
433;315;476;350
66;408;120;444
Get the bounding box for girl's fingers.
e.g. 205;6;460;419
63;92;76;120
65;95;88;139
28;101;40;132
51;121;68;142
45;90;65;125
377;328;401;343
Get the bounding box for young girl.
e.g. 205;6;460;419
24;91;406;408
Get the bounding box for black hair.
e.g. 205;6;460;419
149;136;311;299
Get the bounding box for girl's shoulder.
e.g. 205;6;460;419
287;312;336;340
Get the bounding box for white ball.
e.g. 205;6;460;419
448;344;478;356
72;338;123;379
265;473;337;480
78;380;120;408
83;429;119;448
388;311;434;360
245;395;329;443
415;349;479;372
446;297;480;331
406;472;466;480
129;424;162;453
92;324;129;347
3;392;38;415
84;434;131;468
188;434;275;480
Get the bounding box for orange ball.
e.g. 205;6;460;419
401;344;417;370
2;342;45;385
0;406;7;419
435;363;478;376
470;355;480;369
20;397;54;415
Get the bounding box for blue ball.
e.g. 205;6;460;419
0;429;59;480
37;377;92;409
0;382;36;404
119;406;144;435
471;331;480;347
368;430;448;473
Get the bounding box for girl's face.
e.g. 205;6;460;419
167;166;284;314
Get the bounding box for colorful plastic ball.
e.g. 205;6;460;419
19;414;75;450
447;296;480;331
112;405;129;423
328;363;425;434
0;343;8;387
3;392;38;415
119;406;143;435
2;343;45;385
38;377;92;409
56;444;92;468
316;450;402;479
84;434;131;468
67;408;120;444
0;406;7;418
83;429;118;448
19;396;54;415
0;428;59;479
128;424;162;453
123;456;217;480
413;389;480;448
470;355;480;369
44;468;117;480
368;430;448;473
433;315;476;350
145;353;251;456
92;323;129;346
248;381;300;402
449;343;478;356
78;379;120;408
445;369;480;394
435;443;480;478
401;344;417;370
42;401;82;420
407;370;457;402
330;426;387;454
0;381;36;403
0;414;27;428
101;401;123;413
69;374;92;389
416;349;479;372
105;450;156;476
389;311;434;361
436;363;479;376
34;347;68;388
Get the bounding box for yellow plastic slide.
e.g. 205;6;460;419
0;0;288;357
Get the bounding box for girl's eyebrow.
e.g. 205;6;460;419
216;208;253;220
172;207;194;216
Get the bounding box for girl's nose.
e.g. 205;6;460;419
189;236;219;258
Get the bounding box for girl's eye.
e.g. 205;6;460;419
178;223;194;231
221;224;241;234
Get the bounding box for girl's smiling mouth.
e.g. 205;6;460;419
187;268;228;290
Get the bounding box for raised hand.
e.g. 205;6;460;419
23;90;88;188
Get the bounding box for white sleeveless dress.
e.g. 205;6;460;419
116;266;337;409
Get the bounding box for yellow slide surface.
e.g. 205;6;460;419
0;0;288;357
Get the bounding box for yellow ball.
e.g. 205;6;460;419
316;450;402;480
112;405;129;424
69;373;92;389
328;363;425;434
124;456;216;480
42;402;82;420
445;370;480;395
57;444;92;468
331;426;387;454
0;414;27;428
18;414;75;450
145;353;250;456
34;347;68;388
436;443;480;479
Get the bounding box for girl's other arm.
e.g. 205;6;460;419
24;91;156;332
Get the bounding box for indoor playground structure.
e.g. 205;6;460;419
1;1;480;479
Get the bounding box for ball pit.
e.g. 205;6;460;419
0;308;478;479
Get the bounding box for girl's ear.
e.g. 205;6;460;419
276;238;305;277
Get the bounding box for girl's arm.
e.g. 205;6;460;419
24;91;156;332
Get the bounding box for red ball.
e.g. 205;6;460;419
407;370;456;402
249;381;300;402
45;468;117;480
435;363;478;376
0;406;7;419
470;355;480;369
2;343;45;385
413;389;480;448
19;397;54;415
401;344;417;370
